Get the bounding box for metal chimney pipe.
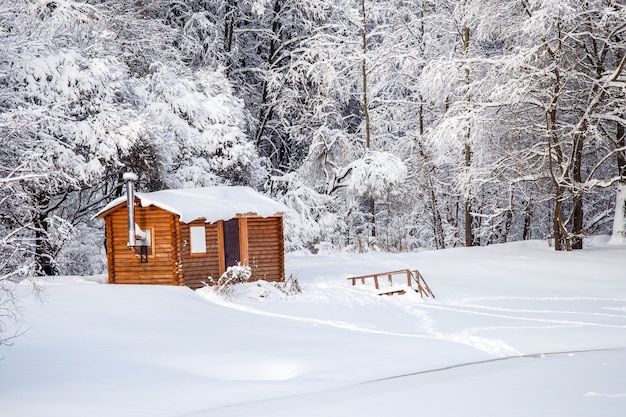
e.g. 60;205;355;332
123;172;138;247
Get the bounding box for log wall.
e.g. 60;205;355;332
105;204;181;285
180;221;221;289
101;204;285;288
246;216;285;282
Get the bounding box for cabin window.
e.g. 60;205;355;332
132;226;154;262
135;226;151;249
190;226;206;254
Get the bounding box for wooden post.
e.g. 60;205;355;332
105;217;115;284
238;217;249;267
172;218;183;286
217;220;225;275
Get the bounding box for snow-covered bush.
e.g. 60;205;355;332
209;264;253;298
274;274;302;296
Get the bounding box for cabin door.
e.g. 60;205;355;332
223;219;240;268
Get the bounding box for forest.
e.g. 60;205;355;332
1;0;625;282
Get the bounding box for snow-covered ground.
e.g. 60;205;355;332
1;236;625;416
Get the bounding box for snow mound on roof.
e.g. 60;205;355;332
96;186;288;224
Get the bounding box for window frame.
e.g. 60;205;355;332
131;226;155;261
189;225;207;255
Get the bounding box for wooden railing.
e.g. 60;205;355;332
347;269;435;298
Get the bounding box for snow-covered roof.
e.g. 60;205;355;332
95;186;288;224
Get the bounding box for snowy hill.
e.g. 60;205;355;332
1;237;625;417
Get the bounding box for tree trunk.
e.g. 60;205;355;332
34;214;57;276
553;194;571;251
523;200;532;240
361;0;374;243
255;0;283;169
361;0;371;150
429;174;445;249
415;3;444;249
223;0;237;79
571;123;586;249
369;197;376;239
571;194;584;249
462;16;474;247
609;182;626;244
545;55;569;251
224;0;236;54
464;192;474;246
609;121;626;244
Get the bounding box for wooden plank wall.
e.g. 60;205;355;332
180;221;221;289
106;204;181;285
247;216;285;282
103;207;285;288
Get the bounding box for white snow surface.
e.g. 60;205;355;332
2;236;625;416
95;186;289;223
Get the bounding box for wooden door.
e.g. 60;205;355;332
223;218;240;268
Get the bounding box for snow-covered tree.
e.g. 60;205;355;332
0;0;264;275
139;63;260;188
2;0;625;262
490;0;626;250
0;148;37;345
0;1;143;274
155;0;327;176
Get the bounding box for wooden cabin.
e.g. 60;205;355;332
95;184;288;289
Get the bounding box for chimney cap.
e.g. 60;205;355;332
123;172;138;182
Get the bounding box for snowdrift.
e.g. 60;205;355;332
1;237;625;417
